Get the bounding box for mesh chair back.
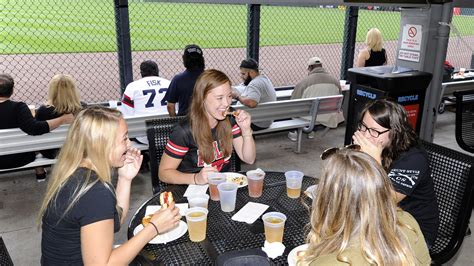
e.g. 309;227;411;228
0;237;14;266
454;90;474;153
421;140;474;264
146;116;241;194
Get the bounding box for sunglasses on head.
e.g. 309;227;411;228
320;144;361;160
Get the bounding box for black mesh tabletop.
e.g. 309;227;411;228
128;171;317;265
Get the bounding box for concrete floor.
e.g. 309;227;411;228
1;110;473;265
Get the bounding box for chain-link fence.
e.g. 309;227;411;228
1;1;473;106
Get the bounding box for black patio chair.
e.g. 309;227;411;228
420;140;474;265
454;89;474;153
146;116;241;194
0;237;14;266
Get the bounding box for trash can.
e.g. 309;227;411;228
344;66;432;145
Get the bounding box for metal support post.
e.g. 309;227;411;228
246;4;260;61
114;0;133;95
340;6;358;80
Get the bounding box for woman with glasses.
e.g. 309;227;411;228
352;99;439;248
300;149;430;265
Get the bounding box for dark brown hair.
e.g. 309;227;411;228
359;99;417;170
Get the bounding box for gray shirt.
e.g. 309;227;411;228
239;74;276;128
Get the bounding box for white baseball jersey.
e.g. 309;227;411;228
120;76;171;144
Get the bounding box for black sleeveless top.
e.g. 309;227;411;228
365;48;386;67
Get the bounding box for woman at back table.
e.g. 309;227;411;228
356;28;387;67
352;99;439;247
38;107;181;265
300;149;430;265
159;69;256;185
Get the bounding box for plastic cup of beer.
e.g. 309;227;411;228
208;173;227;201
285;170;304;198
246;170;265;198
217;182;238;212
262;212;287;243
185;207;209;242
188;194;209;209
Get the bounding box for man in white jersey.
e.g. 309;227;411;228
120;60;171;144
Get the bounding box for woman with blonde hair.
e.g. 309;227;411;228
300;148;430;265
356;28;387;67
39;107;181;265
159;69;256;184
35;74;84;180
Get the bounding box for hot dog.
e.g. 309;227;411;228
159;191;174;209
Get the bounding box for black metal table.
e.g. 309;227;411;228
127;171;317;265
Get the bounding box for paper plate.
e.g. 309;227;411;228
223;172;248;188
287;244;309;266
134;220;188;244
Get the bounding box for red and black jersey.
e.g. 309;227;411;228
165;117;242;174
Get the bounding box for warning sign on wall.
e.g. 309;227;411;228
398;50;420;62
401;24;422;51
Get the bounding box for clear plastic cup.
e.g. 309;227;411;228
217;182;238;212
285;170;304;198
246;170;265;198
185;207;209;242
262;212;287;243
188;194;209;209
208;173;227;201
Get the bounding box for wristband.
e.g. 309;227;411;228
149;221;160;236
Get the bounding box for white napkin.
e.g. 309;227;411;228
184;184;209;197
146;203;189;216
304;185;318;199
231;202;269;224
262;241;285;259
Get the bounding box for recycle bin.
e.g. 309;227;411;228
344;65;432;145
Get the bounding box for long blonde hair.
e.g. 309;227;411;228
303;150;416;265
38;107;122;224
47;74;82;115
366;28;383;52
189;69;233;164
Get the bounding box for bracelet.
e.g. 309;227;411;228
149;221;160;236
193;173;198;185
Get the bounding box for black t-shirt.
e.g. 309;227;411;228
36;105;61;158
0;100;49;169
365;48;387;67
41;168;120;265
164;69;203;116
164;118;242;174
388;146;439;246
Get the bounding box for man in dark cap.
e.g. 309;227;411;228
232;58;276;130
165;44;205;116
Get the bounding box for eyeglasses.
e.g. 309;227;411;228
357;122;390;138
320;144;361;160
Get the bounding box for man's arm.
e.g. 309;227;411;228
236;95;257;108
167;102;177;116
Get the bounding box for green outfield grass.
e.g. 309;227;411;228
2;1;473;54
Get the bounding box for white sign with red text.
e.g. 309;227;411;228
401;24;422;51
398;50;420;62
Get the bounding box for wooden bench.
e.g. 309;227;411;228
0;114;168;173
236;95;344;153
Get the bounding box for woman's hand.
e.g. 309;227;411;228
195;166;217;185
234;109;252;133
150;202;181;234
352;131;383;164
118;148;143;181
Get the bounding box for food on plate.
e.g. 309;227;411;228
142;214;152;226
296;250;306;259
160;191;174;208
227;174;246;186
